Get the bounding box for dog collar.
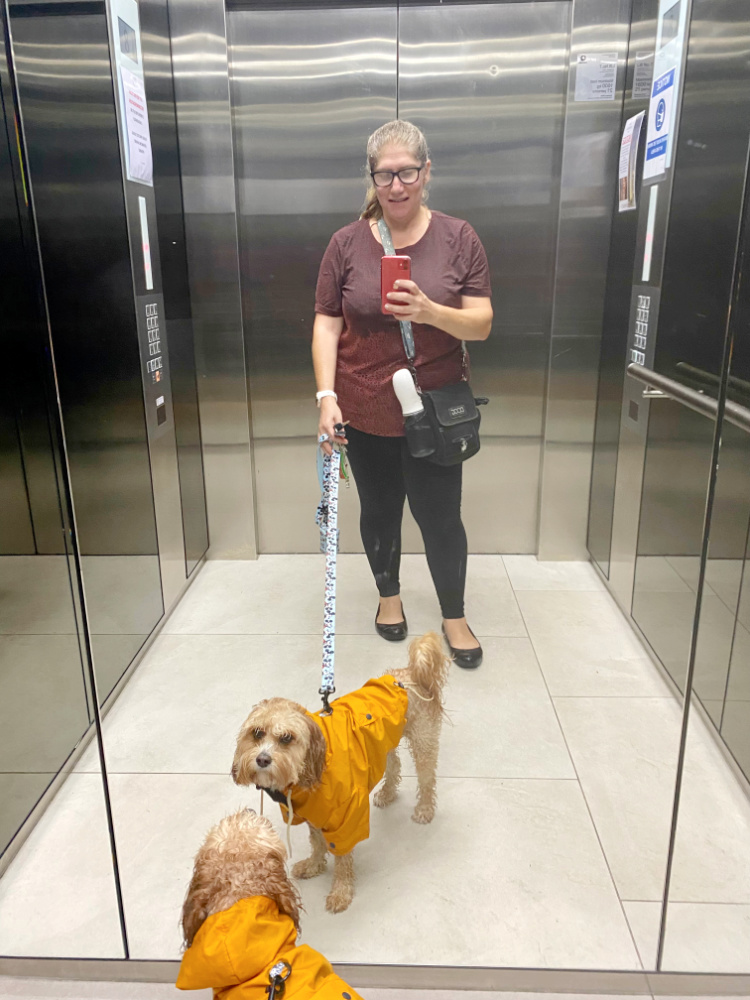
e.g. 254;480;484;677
256;785;289;806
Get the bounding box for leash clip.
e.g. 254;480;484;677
319;687;335;716
266;960;292;1000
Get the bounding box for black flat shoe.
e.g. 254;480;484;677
442;624;483;669
375;602;408;642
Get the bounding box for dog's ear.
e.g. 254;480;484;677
266;854;302;933
298;713;326;788
181;874;210;949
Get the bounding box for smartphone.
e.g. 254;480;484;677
381;255;411;315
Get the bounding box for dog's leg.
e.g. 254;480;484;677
325;852;355;913
373;749;401;808
292;824;328;880
409;718;441;824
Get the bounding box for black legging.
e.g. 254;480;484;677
345;425;467;620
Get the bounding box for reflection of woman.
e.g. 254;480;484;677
312;121;493;669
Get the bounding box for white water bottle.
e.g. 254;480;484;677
392;369;435;459
392;368;424;417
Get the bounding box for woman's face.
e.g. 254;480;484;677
373;143;431;225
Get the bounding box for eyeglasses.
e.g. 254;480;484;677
370;165;424;188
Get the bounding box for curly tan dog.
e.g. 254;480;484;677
177;809;364;1000
231;632;448;913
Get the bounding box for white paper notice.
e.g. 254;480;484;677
618;111;645;212
643;66;676;181
120;66;153;185
632;51;654;99
574;52;618;102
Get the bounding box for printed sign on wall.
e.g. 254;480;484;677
109;0;153;187
574;52;618;102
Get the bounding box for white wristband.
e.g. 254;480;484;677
316;390;337;407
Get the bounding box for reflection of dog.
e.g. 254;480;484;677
231;632;448;913
177;809;364;1000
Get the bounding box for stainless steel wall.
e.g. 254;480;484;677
169;0;257;560
538;0;633;559
228;0;570;555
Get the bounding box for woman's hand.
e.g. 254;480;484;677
385;279;435;325
387;285;493;342
318;396;348;456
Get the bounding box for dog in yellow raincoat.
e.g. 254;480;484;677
177;809;363;1000
231;632;448;913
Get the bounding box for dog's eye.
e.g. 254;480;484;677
253;728;265;740
279;733;294;744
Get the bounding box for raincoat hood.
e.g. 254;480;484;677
280;675;409;856
176;896;362;1000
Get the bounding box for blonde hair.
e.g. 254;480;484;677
360;120;430;221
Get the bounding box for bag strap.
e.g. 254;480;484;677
377;216;468;381
378;218;415;360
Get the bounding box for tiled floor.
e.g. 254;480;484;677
0;556;749;973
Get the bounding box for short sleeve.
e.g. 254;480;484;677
315;233;345;317
461;224;492;298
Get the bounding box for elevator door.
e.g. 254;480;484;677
228;2;569;553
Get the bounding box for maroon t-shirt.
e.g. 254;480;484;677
314;210;491;436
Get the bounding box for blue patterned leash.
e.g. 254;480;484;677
315;434;348;714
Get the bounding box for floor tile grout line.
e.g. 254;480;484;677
508;569;647;971
157;631;530;638
70;770;582;781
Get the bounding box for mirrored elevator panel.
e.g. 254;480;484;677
9;0;165;703
631;0;750;696
0;27;124;952
140;0;209;576
228;3;398;553
588;0;658;576
229;1;569;554
398;1;569;553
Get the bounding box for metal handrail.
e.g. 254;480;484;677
627;362;750;435
675;360;750;398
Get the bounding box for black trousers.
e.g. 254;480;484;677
345;425;467;620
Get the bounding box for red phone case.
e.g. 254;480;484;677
381;255;411;315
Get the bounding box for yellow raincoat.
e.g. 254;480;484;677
280;676;409;856
176;896;362;1000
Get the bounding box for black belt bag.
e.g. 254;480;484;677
379;218;488;467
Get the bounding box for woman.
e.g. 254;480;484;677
312;120;492;669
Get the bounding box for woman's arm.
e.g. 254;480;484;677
385;283;492;342
312;313;347;454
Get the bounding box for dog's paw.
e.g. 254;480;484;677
374;786;397;809
325;884;354;913
411;803;435;824
292;856;327;880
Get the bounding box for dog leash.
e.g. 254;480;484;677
315;429;348;715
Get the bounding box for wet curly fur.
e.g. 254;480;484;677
231;632;448;913
181;809;301;949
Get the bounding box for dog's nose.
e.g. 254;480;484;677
256;752;272;768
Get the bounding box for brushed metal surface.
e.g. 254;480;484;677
169;0;257;560
8;1;165;704
103;0;187;618
538;0;631;560
399;1;569;554
631;0;750;702
588;0;658;578
140;0;209;576
228;4;397;554
229;1;568;553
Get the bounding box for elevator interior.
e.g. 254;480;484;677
1;0;750;985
